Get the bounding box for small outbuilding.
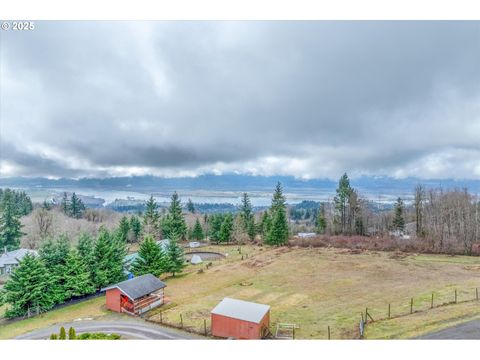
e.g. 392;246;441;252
211;297;270;339
102;274;166;315
190;254;203;265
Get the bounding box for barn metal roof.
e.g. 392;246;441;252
211;297;270;324
102;274;166;300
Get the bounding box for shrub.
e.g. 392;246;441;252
77;332;121;340
49;333;58;340
68;327;76;340
59;327;66;340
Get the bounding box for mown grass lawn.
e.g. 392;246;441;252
146;245;480;339
0;296;109;339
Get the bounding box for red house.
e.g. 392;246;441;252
211;298;271;339
102;274;166;315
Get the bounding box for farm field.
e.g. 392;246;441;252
146;245;480;339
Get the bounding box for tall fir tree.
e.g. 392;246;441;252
77;233;96;285
316;203;327;234
143;196;160;238
63;249;95;298
61;192;70;215
260;211;271;238
131;235;167;277
117;216;131;243
161;192;187;240
129;215;142;242
186;198;195;213
191;218;204;241
69;193;85;219
0;191;25;251
93;228;127;289
164;230;185;276
3;254;55;317
208;214;224;243
240;193;255;241
219;213;234;243
334;173;353;234
392;197;406;232
265;182;289;246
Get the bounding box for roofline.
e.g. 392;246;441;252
210;311;270;324
101;282;167;300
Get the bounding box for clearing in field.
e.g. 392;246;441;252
146;245;480;339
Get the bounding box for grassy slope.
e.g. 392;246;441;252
0;296;108;339
147;245;480;339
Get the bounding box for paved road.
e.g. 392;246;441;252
16;319;199;340
418;319;480;339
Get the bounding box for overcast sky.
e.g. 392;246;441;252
1;21;479;180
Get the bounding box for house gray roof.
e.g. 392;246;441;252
211;297;270;324
0;248;38;268
102;274;166;300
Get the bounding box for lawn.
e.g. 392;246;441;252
146;245;480;339
0;296;109;339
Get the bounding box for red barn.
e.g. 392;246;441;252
102;274;166;315
211;298;270;339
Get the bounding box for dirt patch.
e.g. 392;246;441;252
242;258;274;268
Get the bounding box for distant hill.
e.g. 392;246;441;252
1;174;480;198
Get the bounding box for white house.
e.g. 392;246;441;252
0;248;38;276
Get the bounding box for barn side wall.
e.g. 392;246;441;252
105;288;122;313
211;312;270;339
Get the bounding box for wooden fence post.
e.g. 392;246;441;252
204;319;207;336
293;326;295;340
365;308;368;324
410;298;413;314
455;289;457;304
328;326;331;340
160;312;163;323
476;288;479;301
431;293;434;309
180;314;183;328
388;304;391;319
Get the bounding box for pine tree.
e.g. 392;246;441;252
69;193;85;219
64;249;95;298
93;228;127;289
77;233;96;285
61;192;70;215
191;218;204;241
161;192;187;240
129;215;142;242
240;193;255;241
187;198;195;213
59;327;66;340
3;254;55;318
143;196;160;238
392;197;406;232
117;216;131;243
219;213;234;243
334;173;353;235
0;191;25;251
208;214;224;243
164;231;185;276
131;235;167;277
316;203;327;234
39;235;71;304
265;182;289;246
68;327;77;340
260;211;271;238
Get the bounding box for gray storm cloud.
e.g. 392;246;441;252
0;21;479;179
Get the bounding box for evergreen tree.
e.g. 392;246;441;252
77;233;96;285
50;333;58;340
59;327;66;340
0;191;25;251
69;193;85;219
93;228;127;289
61;192;70;215
260;211;271;237
129;215;142;242
240;193;255;240
334;173;353;234
219;213;234;243
117;216;131;243
3;254;55;317
42;200;52;210
39;236;71;304
316;203;327;234
392;197;406;232
191;218;204;241
187;198;195;213
164;231;185;276
131;235;167;277
64;249;95;298
265;182;289;246
161;192;187;240
68;327;77;340
143;196;160;238
208;214;224;243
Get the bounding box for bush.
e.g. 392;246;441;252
59;327;66;340
77;332;121;340
68;327;76;340
49;333;58;340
